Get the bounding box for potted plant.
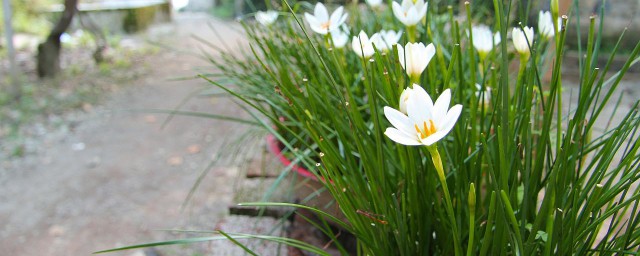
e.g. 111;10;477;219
98;0;640;255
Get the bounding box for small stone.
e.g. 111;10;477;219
48;225;66;236
167;156;183;166
82;103;93;112
187;144;201;154
127;250;146;256
144;115;157;123
87;157;101;169
71;143;85;151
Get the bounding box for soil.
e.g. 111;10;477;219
0;13;260;256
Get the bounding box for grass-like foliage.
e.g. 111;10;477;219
98;0;640;255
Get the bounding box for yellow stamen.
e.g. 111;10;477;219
428;120;436;134
414;119;437;140
423;121;429;137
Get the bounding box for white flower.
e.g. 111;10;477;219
352;31;378;58
470;25;500;57
384;86;462;146
304;3;348;35
399;87;413;114
378;30;402;51
367;32;385;52
512;26;534;56
255;11;278;26
392;0;428;26
475;84;491;104
366;0;383;8
397;42;435;79
538;11;560;39
331;28;349;48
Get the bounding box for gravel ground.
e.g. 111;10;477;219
0;13;287;256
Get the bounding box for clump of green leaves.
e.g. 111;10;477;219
98;0;640;255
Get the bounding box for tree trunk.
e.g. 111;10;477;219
37;0;78;78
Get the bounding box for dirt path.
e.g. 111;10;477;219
0;14;260;256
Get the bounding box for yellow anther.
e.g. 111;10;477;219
414;124;422;138
415;119;437;140
428;120;437;134
423;121;429;137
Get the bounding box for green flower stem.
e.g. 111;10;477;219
324;34;331;48
543;189;556;256
478;55;486;77
427;145;462;256
555;63;563;155
467;183;476;256
410;73;421;85
514;56;528;109
407;25;417;43
435;43;448;83
465;1;476;85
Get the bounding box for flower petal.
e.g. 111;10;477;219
314;3;328;21
397;45;406;70
391;2;405;24
384;106;415;136
335;13;348;30
385;128;421;146
352;31;374;58
418;1;428;18
421;104;461;146
431;88;451;123
309;24;326;34
436;104;462;134
407;84;433;124
405;7;419;25
329;6;344;26
406;43;418;74
305;13;319;27
423;43;436;70
421;130;447;146
401;0;412;10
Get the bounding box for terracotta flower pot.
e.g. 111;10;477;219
265;134;347;225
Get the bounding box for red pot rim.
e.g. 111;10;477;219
266;134;318;180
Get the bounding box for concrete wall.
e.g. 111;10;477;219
48;1;173;34
567;0;640;50
184;0;215;11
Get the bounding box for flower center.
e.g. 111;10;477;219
320;21;331;30
415;120;437;140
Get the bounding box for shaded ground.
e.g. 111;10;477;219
0;13;281;256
